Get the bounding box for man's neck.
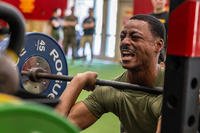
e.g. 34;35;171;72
127;63;159;87
154;8;165;14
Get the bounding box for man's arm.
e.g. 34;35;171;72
63;18;77;27
149;95;163;133
82;18;95;29
68;102;98;129
55;72;98;129
156;116;161;133
50;18;60;28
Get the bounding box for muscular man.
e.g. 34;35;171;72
56;14;166;133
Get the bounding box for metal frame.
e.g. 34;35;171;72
161;0;200;132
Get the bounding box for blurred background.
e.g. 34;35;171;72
0;0;169;62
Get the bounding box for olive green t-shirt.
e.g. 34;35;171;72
83;68;164;133
63;15;77;35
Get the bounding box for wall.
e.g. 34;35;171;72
134;0;153;14
133;0;170;14
2;0;67;33
2;0;67;20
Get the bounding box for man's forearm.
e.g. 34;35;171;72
55;72;97;117
156;116;162;133
66;21;77;26
55;75;86;116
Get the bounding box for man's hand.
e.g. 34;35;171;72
63;20;77;27
76;71;98;91
83;22;95;29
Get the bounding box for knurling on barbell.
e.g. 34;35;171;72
21;68;163;95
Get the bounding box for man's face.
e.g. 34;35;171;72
89;10;94;17
151;0;166;10
120;19;156;70
56;8;62;17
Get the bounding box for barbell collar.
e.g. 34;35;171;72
21;69;163;95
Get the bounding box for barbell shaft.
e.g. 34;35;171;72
21;70;163;95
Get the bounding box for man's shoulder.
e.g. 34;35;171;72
50;16;56;21
114;71;128;82
83;17;89;21
150;11;168;19
83;17;95;23
65;15;77;20
93;85;118;95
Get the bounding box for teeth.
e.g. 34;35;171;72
122;53;132;57
122;51;130;54
121;50;135;57
121;47;136;58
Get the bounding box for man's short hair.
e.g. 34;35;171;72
130;14;166;43
53;8;61;13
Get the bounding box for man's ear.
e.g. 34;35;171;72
154;39;164;53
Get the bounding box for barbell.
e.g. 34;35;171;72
1;32;163;98
0;32;162;99
1;31;163;100
13;33;162;98
0;14;163;99
21;67;163;94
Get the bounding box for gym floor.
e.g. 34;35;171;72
67;58;124;133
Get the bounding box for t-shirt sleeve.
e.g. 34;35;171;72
149;95;163;119
93;18;95;23
83;17;88;24
114;71;127;82
83;86;118;118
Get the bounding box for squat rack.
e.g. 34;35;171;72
162;0;200;132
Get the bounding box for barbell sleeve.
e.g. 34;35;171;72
21;70;163;95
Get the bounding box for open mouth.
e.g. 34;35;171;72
121;50;136;57
120;45;137;62
121;50;136;63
